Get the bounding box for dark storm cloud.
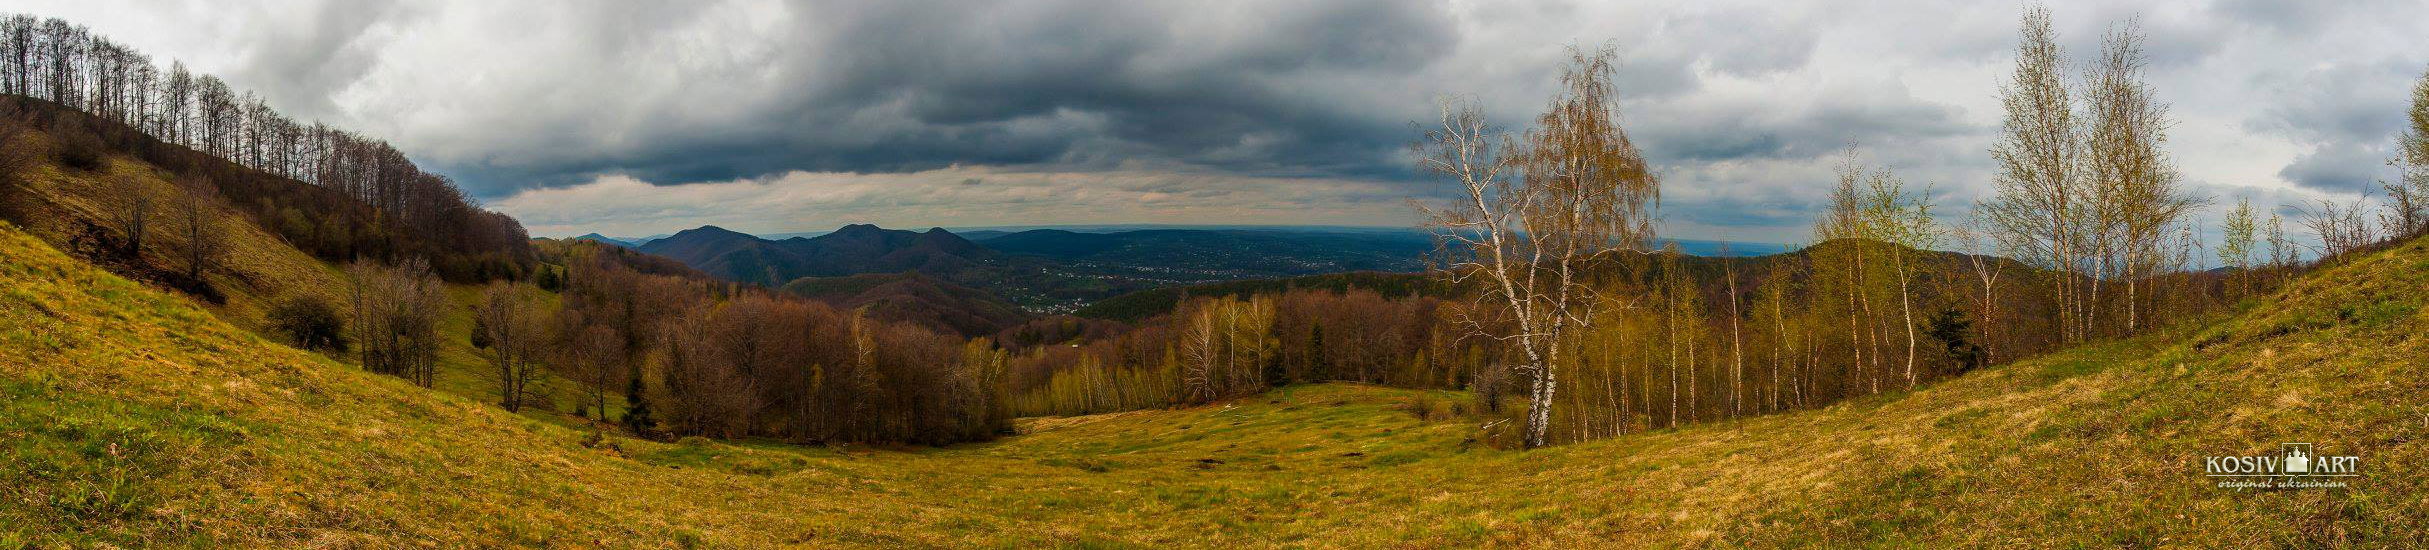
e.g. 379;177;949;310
17;0;2429;243
412;0;1466;195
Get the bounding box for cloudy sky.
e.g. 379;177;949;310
16;1;2429;243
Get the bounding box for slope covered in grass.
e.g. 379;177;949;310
5;219;2427;548
1;120;615;433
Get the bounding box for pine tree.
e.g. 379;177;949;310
1264;348;1288;388
1304;323;1329;382
621;376;657;439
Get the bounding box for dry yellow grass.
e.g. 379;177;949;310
5;144;349;330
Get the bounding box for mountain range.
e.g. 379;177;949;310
631;224;1461;313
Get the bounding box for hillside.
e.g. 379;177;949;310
569;233;632;248
0;100;619;434
779;271;1034;337
634;224;1131;310
1065;239;2024;323
978;228;1434;277
10;210;2427;547
637;224;999;286
634;224;1449;313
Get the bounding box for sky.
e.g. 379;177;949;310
13;0;2429;245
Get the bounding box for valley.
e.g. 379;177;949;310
630;222;1445;314
5;5;2427;548
4;220;2422;547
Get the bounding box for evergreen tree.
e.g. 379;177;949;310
1926;307;1983;375
621;376;658;439
1264;346;1288;388
1304;323;1329;382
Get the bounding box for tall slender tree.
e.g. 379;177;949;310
1418;46;1659;449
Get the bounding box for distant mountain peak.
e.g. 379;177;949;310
672;225;751;238
570;233;630;247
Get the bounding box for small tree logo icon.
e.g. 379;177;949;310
2283;443;2313;475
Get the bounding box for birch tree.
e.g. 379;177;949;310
2388;65;2429;237
1982;6;2087;344
1418;46;1659;448
2084;20;2199;333
2219;198;2257;298
1860;168;1939;389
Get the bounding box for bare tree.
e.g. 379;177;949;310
174;174;225;281
349;259;445;386
106;174;151;258
479;282;553;413
562;320;624;422
0;109;31;192
1418;46;1659;448
2299;193;2377;262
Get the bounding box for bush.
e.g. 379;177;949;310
1399;393;1458;421
50;120;106;172
269;295;348;352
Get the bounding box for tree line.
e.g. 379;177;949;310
1001;288;1453;418
534;240;1007;444
0;14;531;282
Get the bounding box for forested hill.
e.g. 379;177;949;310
637;224;1001;287
1067;238;2035;323
779;271;1033;337
976;228;1435;275
0;95;533;283
632;223;1449;312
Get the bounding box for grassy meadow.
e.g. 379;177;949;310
5;216;2428;548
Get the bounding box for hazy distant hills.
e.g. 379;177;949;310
628;223;1791;315
570;233;632;247
637;224;999;285
635;224;1121;310
630;224;1458;312
979;228;1434;277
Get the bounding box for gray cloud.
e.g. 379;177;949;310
13;0;2429;243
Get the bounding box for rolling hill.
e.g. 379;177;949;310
569;233;632;248
630;224;1455;313
1065;238;2029;323
634;224;1123;310
8;191;2425;547
976;228;1435;277
637;224;999;286
779;272;1033;337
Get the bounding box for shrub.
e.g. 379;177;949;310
50;120;106;172
269;294;348;352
